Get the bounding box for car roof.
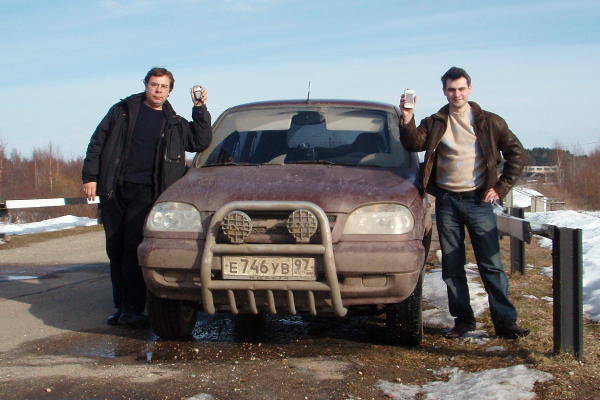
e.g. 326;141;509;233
220;99;399;114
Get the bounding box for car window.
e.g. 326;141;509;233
199;105;410;168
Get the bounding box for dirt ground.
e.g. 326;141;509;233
0;225;599;399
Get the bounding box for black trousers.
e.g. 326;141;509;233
100;182;154;313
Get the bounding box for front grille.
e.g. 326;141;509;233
251;227;288;235
216;211;337;243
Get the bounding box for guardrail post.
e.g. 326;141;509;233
509;207;526;275
552;226;584;360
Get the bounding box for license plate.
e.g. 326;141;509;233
222;256;316;280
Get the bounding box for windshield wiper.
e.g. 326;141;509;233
285;160;383;167
200;162;247;168
285;160;335;165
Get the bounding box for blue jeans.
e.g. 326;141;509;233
435;192;517;329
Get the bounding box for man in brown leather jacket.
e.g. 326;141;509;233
399;67;529;339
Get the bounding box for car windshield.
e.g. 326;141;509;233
196;104;410;168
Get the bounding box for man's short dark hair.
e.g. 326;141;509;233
441;67;471;90
144;67;175;91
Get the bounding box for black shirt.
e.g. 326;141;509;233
124;103;164;185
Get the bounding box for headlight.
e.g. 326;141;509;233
343;204;414;235
146;202;203;233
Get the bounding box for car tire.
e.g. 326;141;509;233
386;270;423;346
147;291;199;340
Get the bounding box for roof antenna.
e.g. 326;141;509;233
306;81;311;103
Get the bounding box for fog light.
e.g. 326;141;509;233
221;211;252;243
286;209;318;243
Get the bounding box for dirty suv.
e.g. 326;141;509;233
138;99;432;346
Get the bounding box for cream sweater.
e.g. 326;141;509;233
435;105;487;192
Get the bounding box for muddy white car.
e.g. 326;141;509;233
138;99;432;346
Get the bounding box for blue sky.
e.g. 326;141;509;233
1;0;599;158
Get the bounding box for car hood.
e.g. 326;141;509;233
157;164;421;214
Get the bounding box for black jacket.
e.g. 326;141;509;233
399;101;526;199
82;93;212;198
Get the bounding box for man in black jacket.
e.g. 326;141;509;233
82;67;212;328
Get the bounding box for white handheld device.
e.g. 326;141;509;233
404;89;415;109
193;85;203;101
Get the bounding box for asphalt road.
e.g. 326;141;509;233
0;230;414;400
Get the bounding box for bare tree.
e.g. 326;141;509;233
0;138;5;202
1;141;95;222
551;140;565;185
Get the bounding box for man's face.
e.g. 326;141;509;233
144;75;172;110
443;77;472;112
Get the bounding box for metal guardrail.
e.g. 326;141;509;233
497;207;584;360
0;197;99;217
0;198;101;236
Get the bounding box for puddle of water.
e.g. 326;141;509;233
0;275;40;281
193;313;386;345
20;330;157;360
0;264;106;282
18;313;385;364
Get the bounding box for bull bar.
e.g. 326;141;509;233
200;201;348;317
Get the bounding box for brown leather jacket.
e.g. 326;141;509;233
399;101;526;199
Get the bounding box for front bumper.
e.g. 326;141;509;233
139;201;425;316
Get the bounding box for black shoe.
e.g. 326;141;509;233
118;308;150;329
445;322;476;338
107;308;123;326
496;324;530;339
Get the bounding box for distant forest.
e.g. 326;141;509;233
0;141;94;223
2;140;600;223
526;147;577;166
